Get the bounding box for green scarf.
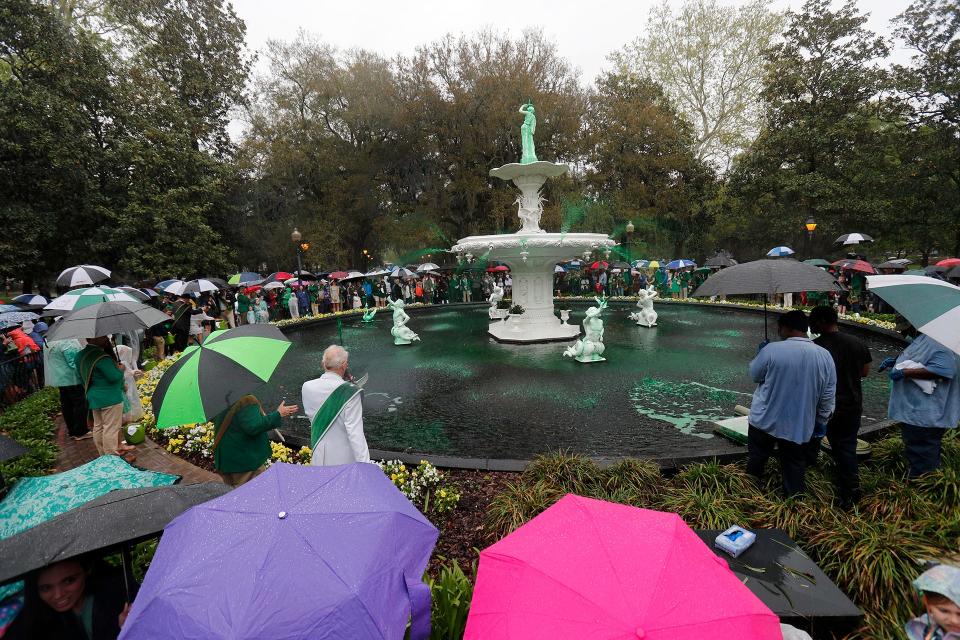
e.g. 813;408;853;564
310;382;362;449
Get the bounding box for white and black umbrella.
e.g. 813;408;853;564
693;259;839;339
292;270;317;281
116;286;152;302
834;233;874;246
45;301;170;342
57;265;111;288
390;267;416;278
11;294;49;308
165;279;220;296
417;263;440;273
262;281;285;290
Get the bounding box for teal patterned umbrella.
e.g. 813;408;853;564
0;455;177;599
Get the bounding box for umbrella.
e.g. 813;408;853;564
44;301;170;342
390;267;416;278
554;265;566;273
866;275;960;356
0;483;231;585
57;265;111;288
648;260;661;269
262;281;284;290
486;265;509;273
903;269;928;276
834;233;874;245
0;304;21;314
0;434;29;464
155;279;180;291
43;286;139;312
165;279;220;296
947;266;960;280
632;259;649;269
666;259;697;270
464;494;779;639
766;246;795;257
121;463;439;640
567;260;582;268
244;285;262;294
340;271;367;280
417;263;440;273
115;286;152;302
366;267;392;276
292;270;317;280
140;288;160;298
151;324;291;429
327;270;349;280
203;277;230;289
832;259;876;274
693;259;839;339
925;265;949;274
802;258;831;268
265;271;295;283
610;261;631;270
590;261;609;270
876;260;909;270
227;272;262;286
11;294;48;307
935;258;960;267
705;254;737;268
0;311;40;329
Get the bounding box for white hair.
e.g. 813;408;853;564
322;345;349;370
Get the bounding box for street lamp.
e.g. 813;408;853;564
804;218;817;259
291;228;304;287
624;220;635;290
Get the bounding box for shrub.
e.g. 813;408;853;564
486;479;564;537
428;559;475;640
520;451;603;496
0;387;60;483
600;458;662;506
657;462;766;529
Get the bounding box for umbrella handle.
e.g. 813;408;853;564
763;295;768;341
120;544;133;602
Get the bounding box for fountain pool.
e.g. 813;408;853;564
264;303;902;463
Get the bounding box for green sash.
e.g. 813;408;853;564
310;382;362;449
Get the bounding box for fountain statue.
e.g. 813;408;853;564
563;297;607;363
629;286;659;327
387;299;419;345
452;103;616;343
361;306;377;323
488;284;505;319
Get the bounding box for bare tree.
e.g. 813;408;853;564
610;0;783;171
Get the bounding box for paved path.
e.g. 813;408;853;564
54;415;220;485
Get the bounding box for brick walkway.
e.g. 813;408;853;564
54;415;220;485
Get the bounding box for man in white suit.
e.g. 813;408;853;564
301;345;371;465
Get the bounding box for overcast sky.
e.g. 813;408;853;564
231;0;915;84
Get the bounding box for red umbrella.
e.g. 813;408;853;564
590;261;609;270
243;285;262;294
265;271;294;282
936;258;960;268
327;271;349;280
486;265;509;272
831;259;875;274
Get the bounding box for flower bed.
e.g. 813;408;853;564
0;387;61;483
137;358;461;521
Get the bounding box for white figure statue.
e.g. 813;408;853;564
514;191;547;234
488;284;504;319
387;298;419;345
629;286;659;327
563;297;607;363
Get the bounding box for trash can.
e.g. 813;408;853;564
124;423;145;445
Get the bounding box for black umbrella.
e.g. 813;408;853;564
0;483;230;591
947;266;960;280
44;301;170;342
693;258;839;339
876;260;908;270
0;434;29;463
705;253;738;268
202;277;229;289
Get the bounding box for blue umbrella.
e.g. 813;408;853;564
666;259;697;270
11;294;48;307
766;246;795;257
0;311;39;329
632;259;650;269
122;463;439;640
155;279;180;291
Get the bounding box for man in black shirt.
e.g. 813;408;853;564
808;305;872;507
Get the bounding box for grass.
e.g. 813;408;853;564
485;432;960;639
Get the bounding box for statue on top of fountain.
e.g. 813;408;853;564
387;298;419;345
563;297;607;363
629;285;658;327
519;102;537;164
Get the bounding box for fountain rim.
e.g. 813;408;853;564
452;232;617;255
274;299;903;470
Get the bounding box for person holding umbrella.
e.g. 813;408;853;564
43;337;90;440
76;337;131;460
880;321;960;478
746;311;836;497
169;294;193;352
211;395;298;487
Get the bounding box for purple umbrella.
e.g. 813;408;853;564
120;463;438;639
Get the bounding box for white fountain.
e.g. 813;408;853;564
452;102;616;343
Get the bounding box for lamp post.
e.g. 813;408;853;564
291;228;305;288
624;220;635;292
804;218;817;259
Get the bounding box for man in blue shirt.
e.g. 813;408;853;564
881;327;960;478
747;310;837;497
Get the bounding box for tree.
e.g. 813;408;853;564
610;0;783;171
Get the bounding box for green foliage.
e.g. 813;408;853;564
508;305;525;315
0;388;61;483
427;559;475;640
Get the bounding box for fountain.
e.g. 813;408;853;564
452;103;616;343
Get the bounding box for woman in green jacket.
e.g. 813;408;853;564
76;337;130;459
212;395;298;487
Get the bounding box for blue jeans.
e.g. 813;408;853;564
900;424;948;478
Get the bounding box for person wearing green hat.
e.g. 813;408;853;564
906;564;960;639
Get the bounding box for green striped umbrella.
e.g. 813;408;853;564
227;272;262;286
151;324;291;428
866;275;960;355
43;286;139;312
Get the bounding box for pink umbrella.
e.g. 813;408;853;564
465;495;780;640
